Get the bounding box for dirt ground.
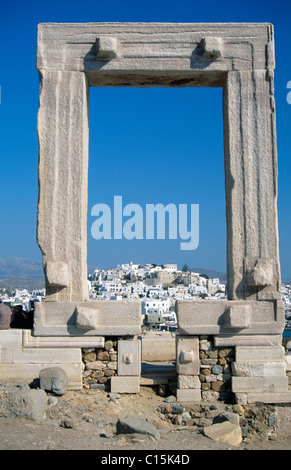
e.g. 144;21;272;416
0;385;290;452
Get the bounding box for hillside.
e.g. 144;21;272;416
0;257;43;279
191;267;226;281
0;257;227;290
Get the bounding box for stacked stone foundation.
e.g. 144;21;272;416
82;339;118;391
0;330;140;394
0;328;290;404
199;337;234;402
176;334;291;404
82;337;140;393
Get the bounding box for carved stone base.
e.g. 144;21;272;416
33;300;141;337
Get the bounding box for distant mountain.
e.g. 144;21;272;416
88;264;99;275
0;256;44;279
0;278;45;290
190;267;227;281
0;257;227;283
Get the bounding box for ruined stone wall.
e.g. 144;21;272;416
82;337;141;394
176;333;291;404
176;335;234;402
199;337;234;402
82;339;118;390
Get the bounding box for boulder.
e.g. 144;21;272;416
116;417;160;440
0;389;47;422
213;410;240;426
203;421;242;447
39;367;68;395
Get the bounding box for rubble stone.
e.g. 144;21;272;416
39;367;68;395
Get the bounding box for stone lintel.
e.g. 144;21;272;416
37;22;274;79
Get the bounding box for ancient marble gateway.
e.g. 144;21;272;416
1;23;290;403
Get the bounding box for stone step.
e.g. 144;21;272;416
140;362;177;385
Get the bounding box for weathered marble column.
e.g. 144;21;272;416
37;69;90;302
223;68;280;301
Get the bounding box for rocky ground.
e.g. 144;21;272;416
0;382;291;452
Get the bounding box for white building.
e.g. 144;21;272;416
163;264;177;272
100;281;122;292
188;284;207;295
148;287;164;298
142;298;170;316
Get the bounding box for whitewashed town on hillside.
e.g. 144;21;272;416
1;261;291;332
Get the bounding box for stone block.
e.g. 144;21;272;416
0;363;82;390
96;36;118;59
45;261;70;287
205;374;217;383
203;422;242;447
214;335;282;347
247;258;273;287
118;339;141;376
231;361;286;377
12;347;81;364
176;335;199;375
34;300;141;336
176;300;284;336
224;304;250;329
0;330;22;349
201;390;220;401
177;375;200;389
0;346;13;364
140;332;176;362
176;388;201;402
110;376;140;394
235;346;285;362
235;393;248;405
201;37;223;59
75;306;99;330
85;361;106;370
22;330;104;349
232;376;289;393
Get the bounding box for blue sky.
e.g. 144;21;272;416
0;0;290;279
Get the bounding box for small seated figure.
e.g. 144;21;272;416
10;304;33;329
